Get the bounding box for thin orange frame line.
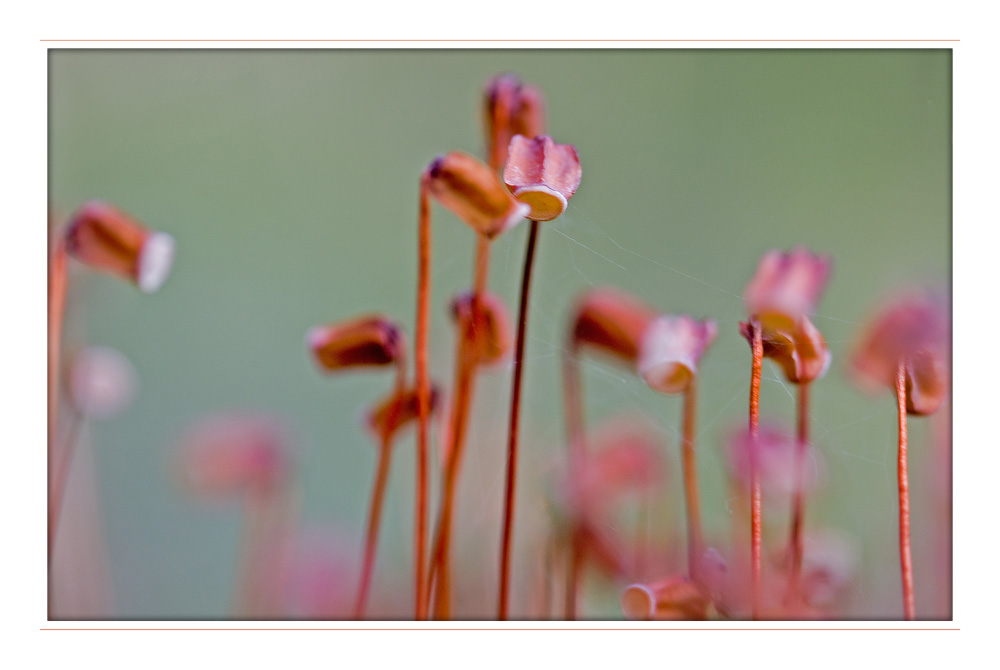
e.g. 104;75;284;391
41;627;961;631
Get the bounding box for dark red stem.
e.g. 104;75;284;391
498;220;540;620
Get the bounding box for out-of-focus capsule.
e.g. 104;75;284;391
64;200;175;293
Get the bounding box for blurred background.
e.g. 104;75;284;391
48;49;950;620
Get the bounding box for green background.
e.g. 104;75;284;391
49;49;950;620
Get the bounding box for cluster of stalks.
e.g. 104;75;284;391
304;73;582;620
299;75;948;621
49;73;950;622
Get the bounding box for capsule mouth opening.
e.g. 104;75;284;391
639;361;694;395
512;184;567;222
305;326;327;353
756;310;798;333
621;584;656;620
137;232;175;293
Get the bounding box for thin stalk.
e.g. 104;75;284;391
726;477;750;610
429;341;476;619
896;363;915;620
498;220;540;620
785;382;810;607
931;410;951;618
252;485;292;618
681;379;704;584
487;126;508;177
353;359;407;619
634;489;648;578
235;493;269;618
562;348;585;463
565;531;582;620
427;234;492;619
749;319;763;620
541;535;553;619
48;409;83;565
353;443;394;619
561;344;587;618
414;178;432;619
48;240;68;537
473;235;491;296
